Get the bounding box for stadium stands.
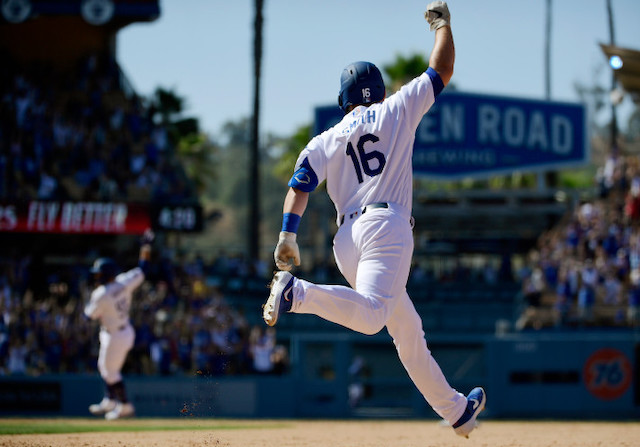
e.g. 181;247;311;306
514;151;640;330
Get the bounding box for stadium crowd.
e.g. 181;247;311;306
0;52;191;203
515;150;640;330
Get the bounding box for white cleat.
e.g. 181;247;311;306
105;402;135;420
263;271;294;326
88;398;116;416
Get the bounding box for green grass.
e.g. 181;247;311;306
0;419;287;435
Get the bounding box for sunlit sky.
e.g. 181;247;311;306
117;0;640;139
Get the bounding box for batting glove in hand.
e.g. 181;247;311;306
425;1;450;31
274;231;300;271
140;228;155;245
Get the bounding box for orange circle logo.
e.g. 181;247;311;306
583;348;632;401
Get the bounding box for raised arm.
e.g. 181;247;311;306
138;228;154;276
425;1;455;86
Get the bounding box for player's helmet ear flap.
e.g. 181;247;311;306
338;61;385;113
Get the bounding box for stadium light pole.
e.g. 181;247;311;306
545;0;552;100
540;0;553;189
249;0;264;261
606;0;618;153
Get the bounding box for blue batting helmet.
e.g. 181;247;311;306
338;61;386;113
90;257;119;283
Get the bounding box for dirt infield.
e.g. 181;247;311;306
1;419;637;447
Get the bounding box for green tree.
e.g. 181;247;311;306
383;53;429;92
272;124;312;184
149;86;199;144
178;117;290;257
176;133;218;196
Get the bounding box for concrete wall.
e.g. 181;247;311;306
1;331;638;419
486;332;639;418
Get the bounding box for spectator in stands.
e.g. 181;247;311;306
176;329;193;373
515;264;546;330
192;319;212;374
149;326;173;376
628;269;640;327
6;336;27;375
577;259;598;325
624;164;640;227
552;265;573;328
209;316;240;375
36;163;59;199
270;344;289;375
600;150;622;199
248;326;276;375
602;267;623;307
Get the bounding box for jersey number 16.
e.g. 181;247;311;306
346;133;386;184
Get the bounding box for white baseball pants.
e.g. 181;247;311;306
289;203;467;424
98;324;135;384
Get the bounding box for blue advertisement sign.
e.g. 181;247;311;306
314;91;588;179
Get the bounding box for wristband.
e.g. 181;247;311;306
138;259;150;276
281;213;301;234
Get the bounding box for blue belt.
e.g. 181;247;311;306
340;202;388;226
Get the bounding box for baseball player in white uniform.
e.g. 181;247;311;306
263;2;485;438
85;230;154;420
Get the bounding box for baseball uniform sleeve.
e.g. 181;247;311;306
288;135;328;192
386;69;438;131
116;267;145;292
84;289;103;320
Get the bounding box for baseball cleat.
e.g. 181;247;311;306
452;387;486;438
263;271;294;326
89;397;116;415
105;402;135;420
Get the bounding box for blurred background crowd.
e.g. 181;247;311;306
0;52;191;204
515;150;640;330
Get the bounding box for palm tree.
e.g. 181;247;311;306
382;53;429;92
249;0;264;260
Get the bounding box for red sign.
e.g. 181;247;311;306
0;201;151;234
583;348;632;401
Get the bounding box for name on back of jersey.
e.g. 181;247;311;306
341;109;376;135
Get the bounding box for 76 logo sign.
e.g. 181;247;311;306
583;348;632;401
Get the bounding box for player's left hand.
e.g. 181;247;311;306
274;231;300;271
140;228;155;245
425;1;451;31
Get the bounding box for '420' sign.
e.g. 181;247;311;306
154;205;203;232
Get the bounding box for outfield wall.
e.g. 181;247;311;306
1;331;638;419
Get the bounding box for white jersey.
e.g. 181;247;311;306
84;267;145;332
293;71;437;224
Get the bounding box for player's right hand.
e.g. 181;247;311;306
425;1;451;31
274;231;300;271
